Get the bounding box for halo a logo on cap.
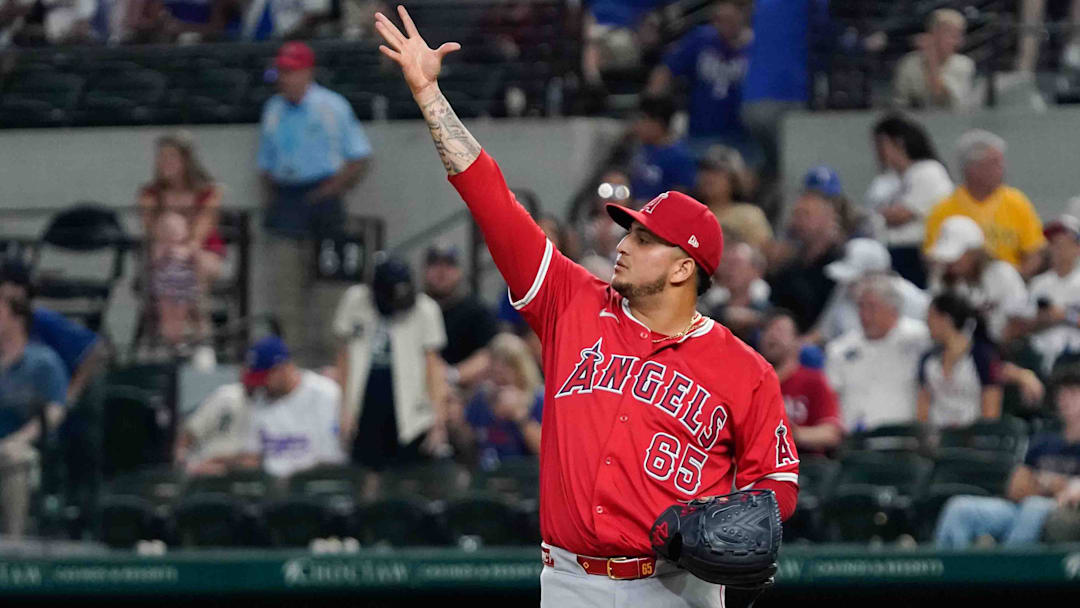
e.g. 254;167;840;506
688;235;700;249
640;192;669;215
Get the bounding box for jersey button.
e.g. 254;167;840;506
639;331;649;339
619;415;629;423
604;457;613;465
595;505;604;514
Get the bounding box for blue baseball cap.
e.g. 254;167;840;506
803;166;843;197
243;336;290;389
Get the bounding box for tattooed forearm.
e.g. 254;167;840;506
420;91;482;175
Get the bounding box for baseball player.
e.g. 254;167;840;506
374;7;799;607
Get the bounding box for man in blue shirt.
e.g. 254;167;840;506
646;0;751;158
627;93;697;203
0;294;68;539
258;41;372;239
740;0;884;221
0;260;104;406
257;41;373;362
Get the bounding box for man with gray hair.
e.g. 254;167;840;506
924;129;1046;279
892;8;975;109
825;274;931;432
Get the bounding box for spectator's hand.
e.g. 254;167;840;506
304;180;340;204
185;459;227;476
1058;479;1080;508
492;386;531;423
1015;368;1046;408
914;33;940;65
375;6;461;100
420;422;451;456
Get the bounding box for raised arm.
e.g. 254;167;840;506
374;7;594;318
374;7;477;175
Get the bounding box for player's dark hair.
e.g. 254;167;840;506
930;291;991;344
695;266;711;296
638;94;678;129
872;113;940;163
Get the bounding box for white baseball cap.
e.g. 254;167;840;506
825;238;892;283
928;215;985;263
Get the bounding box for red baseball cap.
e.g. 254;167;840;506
275;41;316;71
606;191;723;276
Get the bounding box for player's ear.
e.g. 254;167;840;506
670;256;696;286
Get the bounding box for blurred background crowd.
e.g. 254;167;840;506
2;0;1080;556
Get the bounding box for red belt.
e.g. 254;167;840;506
542;546;657;580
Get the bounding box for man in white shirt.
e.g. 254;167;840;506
1012;216;1080;373
236;336;345;478
826;275;932;432
174;382;252;476
892;8;975;110
814;238;929;343
926;215;1029;344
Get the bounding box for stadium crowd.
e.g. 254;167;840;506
1;0;1080;552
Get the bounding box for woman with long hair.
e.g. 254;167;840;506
137;132;226;349
871;113;954;288
451;332;543;470
918;292;1001;428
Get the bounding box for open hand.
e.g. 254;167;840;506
374;5;461;101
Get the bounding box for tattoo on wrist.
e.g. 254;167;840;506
420;92;481;175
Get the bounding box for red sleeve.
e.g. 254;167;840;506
448;151;600;336
733;368;800;495
755;478;798;521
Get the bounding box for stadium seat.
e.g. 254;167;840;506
928;448;1018;496
32;204;130;334
80;68;168;125
97;495;160;548
782;455;840;543
105;466;186;507
821;451;932;542
172;492;248;547
352;495;448;547
844;422;932;454
469;457;540;501
100;386;171;479
260;497;337;547
834;451;932;492
185;469;278;504
382;460;471;501
0;71;83;127
287;464;366;501
181;68;250;124
937;417;1029;458
442;491;535;547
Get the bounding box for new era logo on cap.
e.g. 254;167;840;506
688;235;699;248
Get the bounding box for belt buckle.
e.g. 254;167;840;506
607;557;638;580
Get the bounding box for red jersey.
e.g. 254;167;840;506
780;366;844;454
450;152;799;557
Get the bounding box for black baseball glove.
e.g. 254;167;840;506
649;489;782;589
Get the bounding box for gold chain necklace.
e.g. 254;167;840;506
651;313;704;344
